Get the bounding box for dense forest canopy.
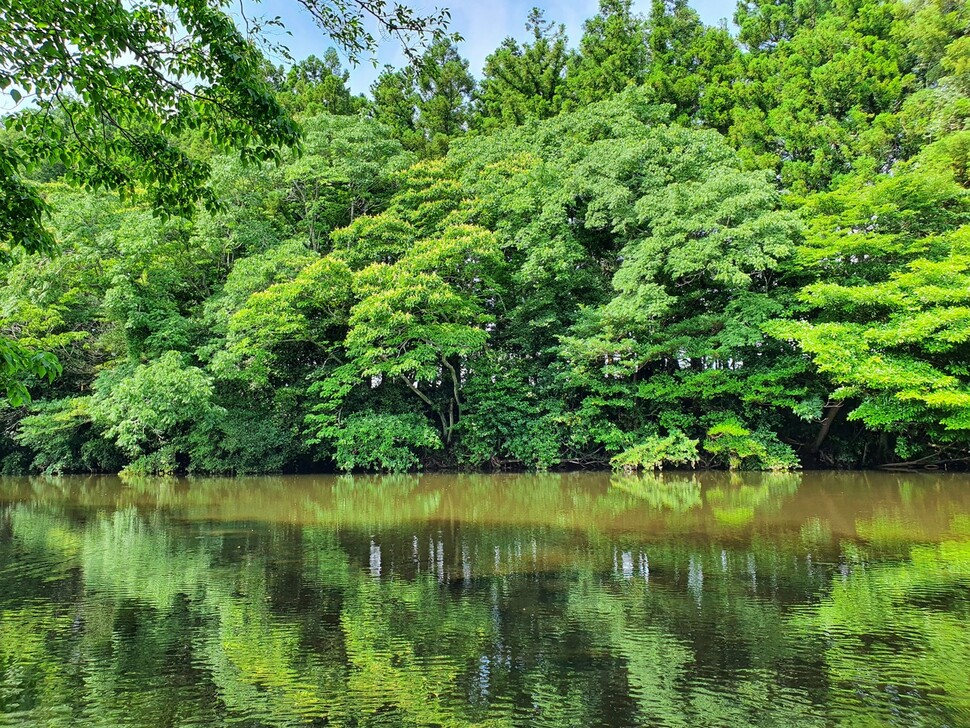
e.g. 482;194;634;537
2;0;969;474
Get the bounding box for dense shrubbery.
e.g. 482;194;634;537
2;0;969;473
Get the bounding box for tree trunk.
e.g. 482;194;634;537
810;401;843;454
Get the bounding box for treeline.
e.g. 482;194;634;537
1;0;969;474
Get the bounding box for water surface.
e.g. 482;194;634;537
0;472;968;727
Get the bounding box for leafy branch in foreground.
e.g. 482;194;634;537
0;0;451;404
0;339;60;407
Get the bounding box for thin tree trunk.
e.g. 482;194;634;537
399;375;449;441
810;401;843;454
441;356;462;422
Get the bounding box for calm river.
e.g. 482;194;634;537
0;472;968;726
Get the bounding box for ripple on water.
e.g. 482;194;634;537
0;473;969;727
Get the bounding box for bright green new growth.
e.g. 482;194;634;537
611;431;700;472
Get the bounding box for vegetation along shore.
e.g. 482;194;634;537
2;0;969;474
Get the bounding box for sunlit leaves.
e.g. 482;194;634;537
347;265;490;383
477;8;574;128
768;161;970;458
329;411;441;472
0;339;60;406
218;256;353;387
567;0;649;107
90;351;216;472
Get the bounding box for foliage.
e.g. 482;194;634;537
455;356;564;470
477;9;574;127
611;431;699;472
0;339;60;407
371;40;475;156
610;430;698;471
90;351;216;473
703;418;801;471
2;0;302;231
14;397;122;473
328;411;442;472
643;0;739;128
568;0;649;106
0;0;450;404
217;256;354;387
5;0;970;472
275;50;367;117
186;399;302;474
767;153;970;463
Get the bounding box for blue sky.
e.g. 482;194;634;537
248;0;737;93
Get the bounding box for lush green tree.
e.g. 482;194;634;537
567;0;649;106
371;39;475;155
734;0;833;51
413;40;477;154
217;256;353;387
767;148;970;466
89;350;216;473
1;0;448;227
724;0;967;191
276;50;367;117
545;103;802;469
643;0;739;129
476;8;574;128
305;206;505;457
370;65;422;147
0;0;451;403
277;113;411;247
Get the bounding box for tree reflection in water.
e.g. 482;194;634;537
0;471;968;726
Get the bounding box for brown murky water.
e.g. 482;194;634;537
0;471;968;726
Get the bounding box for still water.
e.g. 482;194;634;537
0;472;968;727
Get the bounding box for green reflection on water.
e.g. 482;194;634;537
0;472;968;727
